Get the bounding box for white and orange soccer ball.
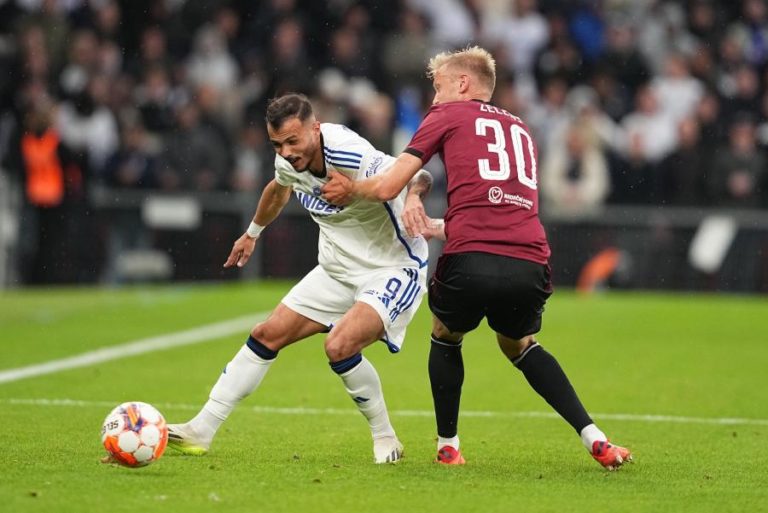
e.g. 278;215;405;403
101;402;168;467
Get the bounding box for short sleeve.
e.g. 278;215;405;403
358;150;397;179
404;104;450;164
323;124;389;181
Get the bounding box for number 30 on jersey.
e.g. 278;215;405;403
475;118;537;190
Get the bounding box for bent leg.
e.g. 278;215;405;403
172;304;327;453
324;302;404;462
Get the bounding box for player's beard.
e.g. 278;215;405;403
299;141;322;173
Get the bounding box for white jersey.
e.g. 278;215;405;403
273;123;428;279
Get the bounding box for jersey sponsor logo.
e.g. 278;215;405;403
489;186;503;204
487;186;534;209
295;191;345;216
365;155;383;177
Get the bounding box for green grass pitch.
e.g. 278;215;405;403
1;282;767;513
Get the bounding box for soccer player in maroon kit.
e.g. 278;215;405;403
323;46;632;470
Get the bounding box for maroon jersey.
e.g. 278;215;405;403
405;100;551;264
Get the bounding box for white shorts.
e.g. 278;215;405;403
281;265;427;353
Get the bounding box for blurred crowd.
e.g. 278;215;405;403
2;0;768;283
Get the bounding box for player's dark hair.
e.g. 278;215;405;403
265;93;314;130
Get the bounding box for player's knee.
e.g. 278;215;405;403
431;317;462;341
324;333;357;362
250;322;287;351
497;334;536;359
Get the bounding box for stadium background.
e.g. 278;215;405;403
0;0;766;292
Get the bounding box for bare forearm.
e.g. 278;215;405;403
354;153;425;201
253;179;291;227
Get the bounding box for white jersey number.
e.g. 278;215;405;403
474;118;537;190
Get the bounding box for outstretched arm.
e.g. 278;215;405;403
223;179;292;268
322;152;424;204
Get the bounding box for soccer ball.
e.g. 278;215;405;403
101;402;169;467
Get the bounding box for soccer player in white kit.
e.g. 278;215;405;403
166;93;432;464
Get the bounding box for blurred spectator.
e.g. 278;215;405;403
352;93;395;154
727;0;768;67
492;74;525;117
56;73;119;176
89;0;122;43
382;7;432;92
597;23;651;101
4;100;84;283
610;131;658;204
186;24;238;94
589;66;631;120
687;0;723;50
408;0;475;51
688;43;718;89
657;117;711;205
134;66;181;134
17;0;70;72
650;53;704;122
721;64;761;123
534;14;585;86
58;29;99;98
716;31;748;95
16;24;52;88
267;16;312;93
618;84;677;163
126;26;173;80
694;89;725;147
540;124;610;215
636;1;697;73
708;117;767;208
326;26;373;80
526;75;570;152
104;122;156;189
156;102;229;191
246;0;301;55
567;0;604;63
230;124;269;193
484;0;549;75
756;89;768;147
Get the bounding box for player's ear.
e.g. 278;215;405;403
458;74;470;94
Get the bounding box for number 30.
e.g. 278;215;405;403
475;118;537;190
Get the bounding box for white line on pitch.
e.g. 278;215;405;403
3;398;768;427
0;314;267;385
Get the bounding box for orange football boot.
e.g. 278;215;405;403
591;440;632;470
435;445;466;465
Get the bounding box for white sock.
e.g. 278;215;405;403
188;344;275;441
580;423;607;451
338;356;396;439
437;435;460;451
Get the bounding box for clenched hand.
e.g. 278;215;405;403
321;170;355;206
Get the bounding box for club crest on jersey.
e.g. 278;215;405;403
312;185;322;196
488;186;504;204
295;191;344;216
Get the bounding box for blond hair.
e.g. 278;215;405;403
427;46;496;94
